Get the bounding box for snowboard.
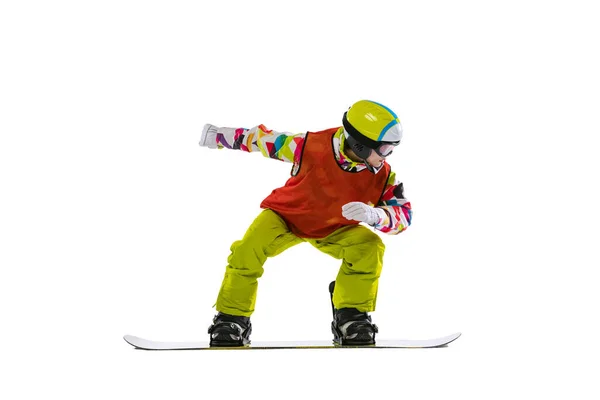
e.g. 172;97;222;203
124;280;461;350
123;332;461;350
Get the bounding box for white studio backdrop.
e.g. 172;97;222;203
1;1;599;399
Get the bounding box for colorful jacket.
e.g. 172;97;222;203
211;124;412;235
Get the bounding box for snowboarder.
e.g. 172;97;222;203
198;100;412;346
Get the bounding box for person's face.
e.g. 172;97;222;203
365;150;385;169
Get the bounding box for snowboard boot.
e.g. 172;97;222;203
331;307;378;346
208;312;252;347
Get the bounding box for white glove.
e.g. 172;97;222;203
199;123;219;149
341;202;387;226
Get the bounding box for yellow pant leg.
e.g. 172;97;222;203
215;209;304;317
307;225;385;312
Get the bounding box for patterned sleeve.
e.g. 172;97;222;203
213;124;306;164
373;171;412;235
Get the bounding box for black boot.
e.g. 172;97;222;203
208;312;252;347
331;307;378;346
329;280;378;346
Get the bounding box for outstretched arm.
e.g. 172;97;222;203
200;123;306;164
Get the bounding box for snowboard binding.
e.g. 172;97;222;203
329;281;378;346
208;312;252;347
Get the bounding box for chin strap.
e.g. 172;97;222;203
363;159;376;173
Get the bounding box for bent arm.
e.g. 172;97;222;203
373;172;412;235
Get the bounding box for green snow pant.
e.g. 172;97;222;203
215;209;385;317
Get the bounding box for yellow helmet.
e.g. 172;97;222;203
342;100;403;160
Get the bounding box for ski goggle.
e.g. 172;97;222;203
372;142;399;157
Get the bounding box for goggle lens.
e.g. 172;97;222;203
375;143;397;157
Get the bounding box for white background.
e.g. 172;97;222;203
1;0;599;399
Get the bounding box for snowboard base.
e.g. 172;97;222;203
123;332;461;350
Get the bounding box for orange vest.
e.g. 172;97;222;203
260;128;390;239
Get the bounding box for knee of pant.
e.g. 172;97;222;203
344;234;385;266
360;233;385;253
227;240;266;274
